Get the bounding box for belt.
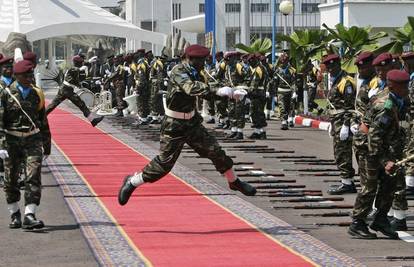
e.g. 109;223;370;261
5;128;40;137
278;87;292;92
162;96;195;120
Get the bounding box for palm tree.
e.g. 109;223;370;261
234;38;273;55
375;16;414;54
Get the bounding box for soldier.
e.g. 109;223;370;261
118;45;256;206
105;55;127;117
368;53;395;99
149;55;167;124
100;55;114;78
214;53;230;129
134;51;152;125
204;55;216;124
0;60;51;229
247;54;267;139
45;56;104;126
274;53;296;130
263;54;276;120
0;56;13;187
303;60;323;115
349;70;409;239
322;54;356;195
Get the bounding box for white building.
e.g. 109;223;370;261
319;0;414;44
125;0;321;54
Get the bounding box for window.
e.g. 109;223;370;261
225;3;241;13
251;3;269;13
301;3;319;13
199;3;205;13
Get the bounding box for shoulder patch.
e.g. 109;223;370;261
384;99;393;110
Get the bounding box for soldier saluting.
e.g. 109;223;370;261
118;45;256;206
0;60;51;229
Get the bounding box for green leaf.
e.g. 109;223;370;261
342;57;357;74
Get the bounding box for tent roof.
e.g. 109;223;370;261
0;0;166;44
172;15;205;34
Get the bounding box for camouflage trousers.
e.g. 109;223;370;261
250;95;267;129
3;134;43;206
228;100;245;129
142;116;233;183
46;86;90;117
216;97;228;120
135;85;151;118
331;119;355;179
150;82;164;116
207;97;216;116
352;152;397;219
114;80;127;111
277;90;292;121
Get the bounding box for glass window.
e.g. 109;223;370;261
225;3;241;13
199;3;205;13
301;3;319;13
251;3;269;13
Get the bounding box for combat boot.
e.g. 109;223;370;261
327;182;357;195
348;219;377;239
259;132;267;140
229;179;256;196
215;122;225;129
370;213;399;239
390;218;407;231
114;110;124;117
206;118;215;124
227;132;237;139
280;121;288;130
222;120;231;130
22;214;44;230
233;132;243;140
288;120;294;128
249;132;261;139
90;115;104;127
9;210;22;229
118;175;137;206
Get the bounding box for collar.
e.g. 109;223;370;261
330;71;343;86
1;76;13;86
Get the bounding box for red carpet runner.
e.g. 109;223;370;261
49;108;315;267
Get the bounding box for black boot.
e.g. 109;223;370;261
114;110;124;117
370;213;399;239
91;115;104;127
259;132;267;140
222;120;231;129
229;179;257;196
9;210;22;229
249;132;261;140
22;213;44;230
206;118;215;124
390;217;407;231
118;175;137;206
215;122;225;129
348;219;377;239
288;120;294;128
280;122;288;130
327;182;357;195
233;132;244;140
227;132;237;139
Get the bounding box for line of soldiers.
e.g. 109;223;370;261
0;54;51;230
320;51;414;239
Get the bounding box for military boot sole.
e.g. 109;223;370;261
118;175;136;206
9;222;22;229
347;227;377;239
91;116;104;127
22;221;44;230
369;224;399;239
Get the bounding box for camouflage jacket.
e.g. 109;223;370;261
135;59;151;89
248;63;267;98
216;61;248;88
273;64;296;91
106;64;126;85
0;82;51;154
64;67;83;88
150;59;167;87
165;62;213;114
367;92;404;166
327;71;356;126
354;75;378;125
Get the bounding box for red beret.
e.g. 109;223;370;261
145;50;153;56
72;55;84;64
224;51;240;60
215;51;224;58
241;53;249;60
23;51;37;63
136;49;146;54
322;54;340;65
355;51;374;66
387;69;410;83
124;54;133;62
401;52;414;61
372;52;393;66
0;56;13;65
13;60;34;74
185;45;210;58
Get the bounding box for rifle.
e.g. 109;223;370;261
256;184;306;190
301;211;350;217
273;204;354;209
245;179;296;184
270;197;344;203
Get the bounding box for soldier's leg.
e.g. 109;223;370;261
23;136;43;207
0;160;4;187
390;172;408;230
45;88;68;115
249;98;266;139
216;97;229;127
115;83;126;110
234;100;245;139
150;84;159;118
67;91;91;118
278;92;291;129
227;100;237;136
142;88;151;119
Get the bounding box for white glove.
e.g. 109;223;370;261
291;92;298;100
328;123;333;138
105;69;111;75
266;91;270;98
0;150;9;159
233;89;248;101
88;56;97;63
124;66;131;75
273;96;278;105
217;87;234;98
339;124;350;141
350;123;359;135
95;80;101;85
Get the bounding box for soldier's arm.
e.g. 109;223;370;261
172;70;210;97
0;91;6;150
368;108;394;166
65;68;80;87
39;106;51;155
342;81;356;126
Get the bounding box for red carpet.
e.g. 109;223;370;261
48;108;315;267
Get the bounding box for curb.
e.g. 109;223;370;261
294;115;330;131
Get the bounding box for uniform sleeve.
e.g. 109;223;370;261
39;106;51;155
368;108;393;166
172;70;210;97
0;91;6;150
342;81;356;126
65;68;80;87
135;64;148;90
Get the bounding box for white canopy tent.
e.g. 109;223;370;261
172;15;205;34
0;0;166;44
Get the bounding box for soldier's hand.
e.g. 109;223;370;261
339;124;350;141
385;161;397;175
0;150;9;159
350;123;359;135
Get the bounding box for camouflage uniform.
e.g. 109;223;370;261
248;63;267;130
106;64;127;111
214;61;229;124
149;58;166;118
204;63;216;118
327;71;356;180
135;59;151;119
0;82;51;206
45;66;91;117
274;64;296;122
141;63;233;182
353;92;404;219
0;77;14;184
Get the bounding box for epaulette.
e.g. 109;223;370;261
369;77;379;90
289;67;296;75
236;63;244;76
138;63;147;72
200;70;208;83
130;63;137;72
220;62;226;70
253;66;263;79
31;85;45;111
338;75;356;94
